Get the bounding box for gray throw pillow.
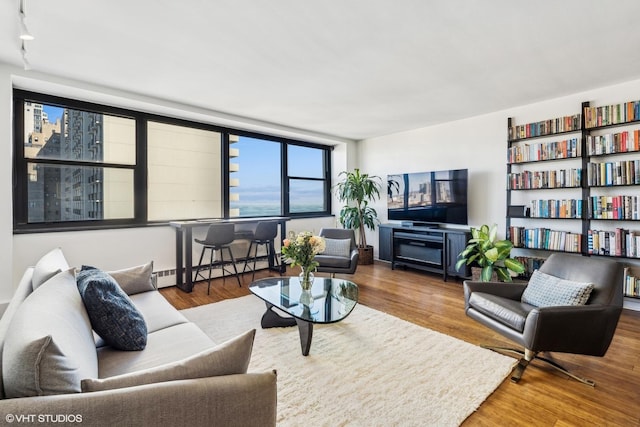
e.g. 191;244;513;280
32;247;70;291
323;238;351;257
81;329;256;392
108;261;155;295
521;270;594;308
76;266;148;351
3;269;98;397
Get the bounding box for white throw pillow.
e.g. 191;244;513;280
323;238;351;257
81;329;256;392
521;270;594;308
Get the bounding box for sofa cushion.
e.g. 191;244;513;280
322;238;351;257
32;247;70;291
2;269;98;397
522;270;594;308
315;254;352;268
128;291;189;333
82;329;255;392
469;292;533;332
108;261;156;295
97;322;215;378
0;267;36;399
76;266;148;351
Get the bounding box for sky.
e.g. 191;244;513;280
43;105;63;123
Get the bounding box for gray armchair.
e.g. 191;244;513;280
315;228;359;277
464;253;623;386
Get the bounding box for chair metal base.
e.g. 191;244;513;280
193;246;242;294
482;345;596;387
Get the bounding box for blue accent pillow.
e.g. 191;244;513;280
76;266;147;351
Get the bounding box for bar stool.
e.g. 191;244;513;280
242;221;279;282
193;223;241;293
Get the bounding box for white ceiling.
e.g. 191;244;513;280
2;0;640;141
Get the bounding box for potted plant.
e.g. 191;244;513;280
455;223;525;282
335;168;382;264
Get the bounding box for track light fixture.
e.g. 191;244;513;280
19;0;34;41
21;40;31;71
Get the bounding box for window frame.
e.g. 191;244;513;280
13;89;332;233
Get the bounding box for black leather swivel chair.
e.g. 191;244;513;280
464;253;623;386
193;223;242;293
315;228;359;277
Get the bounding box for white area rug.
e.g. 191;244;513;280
182;296;516;427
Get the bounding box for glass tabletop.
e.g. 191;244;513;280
249;277;358;323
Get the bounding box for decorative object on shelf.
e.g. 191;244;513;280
281;231;326;290
455;224;525;282
335;168;382;265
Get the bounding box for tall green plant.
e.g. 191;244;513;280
335;169;382;248
455;224;525;282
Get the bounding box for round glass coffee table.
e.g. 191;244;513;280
249;276;358;356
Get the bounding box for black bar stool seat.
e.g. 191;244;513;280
193;223;242;293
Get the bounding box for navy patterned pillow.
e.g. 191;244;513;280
76;266;147;351
521;270;594;308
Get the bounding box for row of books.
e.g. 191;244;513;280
528;199;582;219
509;114;581;140
507;138;580;164
586;130;640;155
587;228;640;258
623;267;640;297
587;195;640;220
512;256;546;276
584;101;640;128
586;160;640;186
507;169;582;190
508;227;582;252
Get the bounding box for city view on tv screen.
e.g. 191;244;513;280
387;169;468;225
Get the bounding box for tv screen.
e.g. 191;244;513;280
387;169;468;225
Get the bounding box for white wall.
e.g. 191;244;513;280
0;63;345;307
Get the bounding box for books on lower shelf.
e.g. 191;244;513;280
529;199;582;219
587;195;640;220
586;160;640;186
509;227;582;253
587;228;640;258
508;138;580;163
623;266;640;298
507;168;582;190
586;130;640;155
513;256;546;278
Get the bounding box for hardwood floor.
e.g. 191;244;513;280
160;262;640;427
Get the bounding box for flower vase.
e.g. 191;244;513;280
299;288;314;307
298;267;315;291
298;266;315;307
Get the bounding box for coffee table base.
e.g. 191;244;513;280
261;302;314;356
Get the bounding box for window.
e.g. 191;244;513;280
229;136;282;217
13;90;332;232
287;145;327;213
147;122;222;221
16;96;137;227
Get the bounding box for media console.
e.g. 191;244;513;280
379;224;470;281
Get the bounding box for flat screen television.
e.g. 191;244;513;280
387;168;468;225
